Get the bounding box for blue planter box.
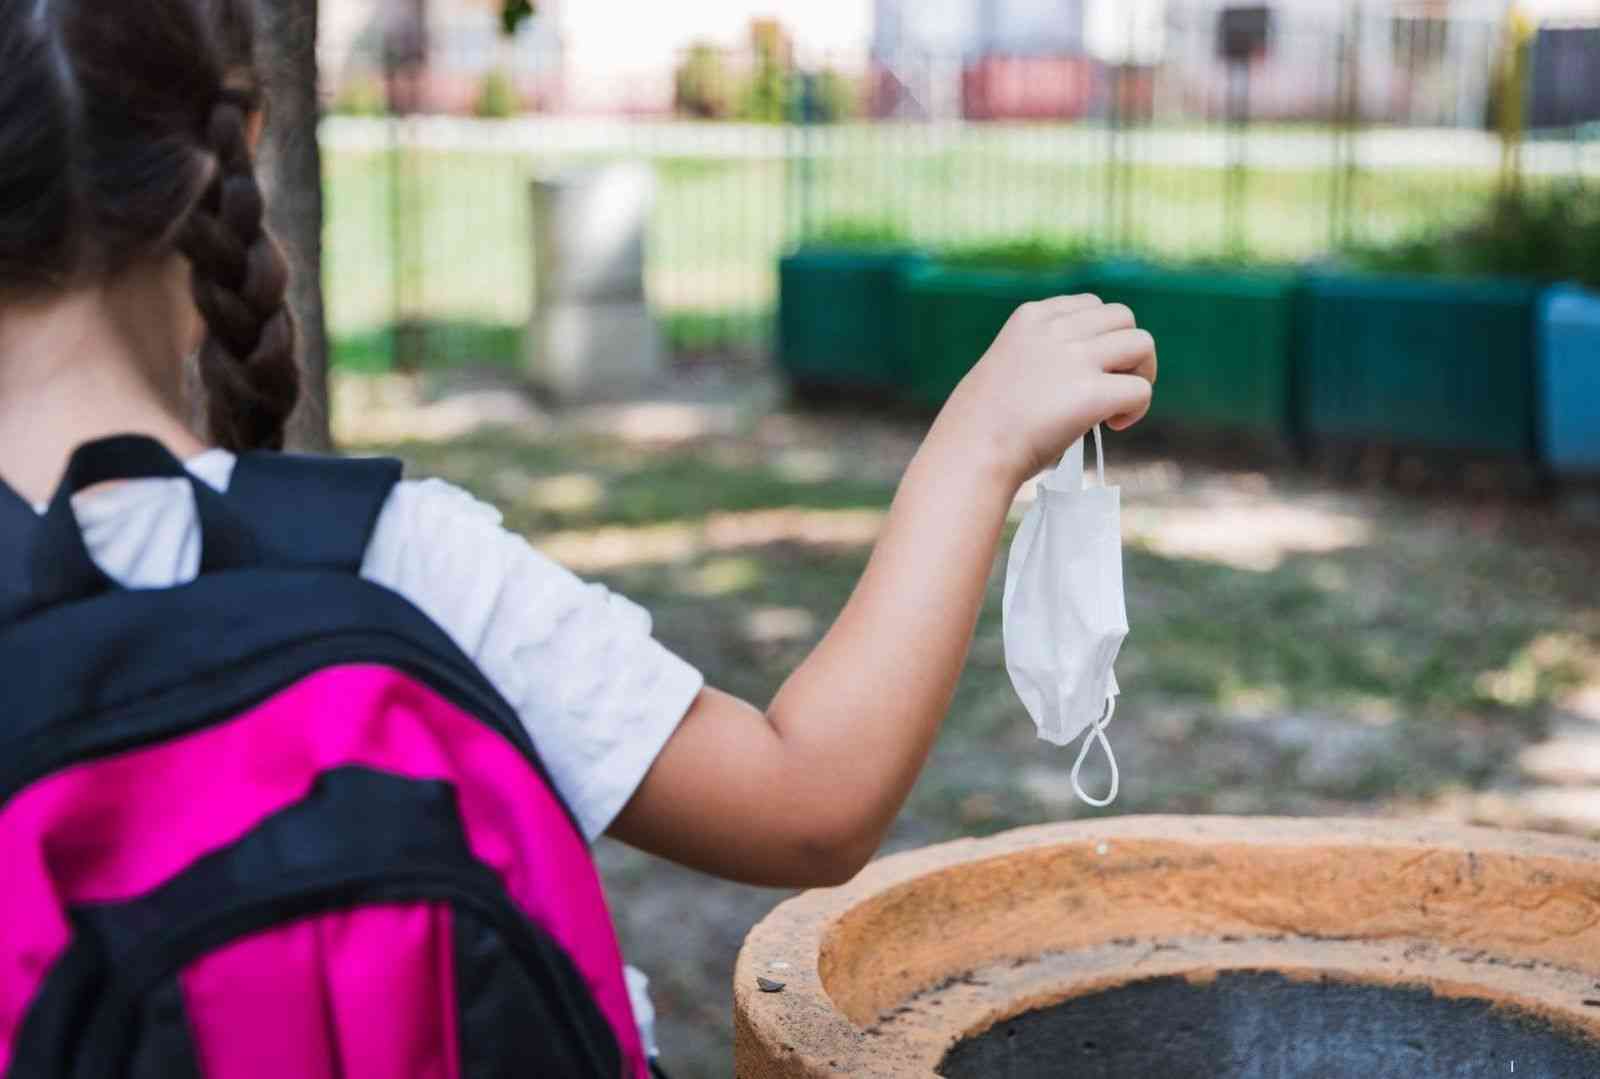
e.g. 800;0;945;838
1540;286;1600;475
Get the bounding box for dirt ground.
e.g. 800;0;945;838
340;364;1600;1078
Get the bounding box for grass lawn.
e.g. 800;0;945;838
322;139;1521;371
348;370;1600;1077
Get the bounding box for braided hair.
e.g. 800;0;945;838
0;0;301;452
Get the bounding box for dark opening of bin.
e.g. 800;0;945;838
939;970;1600;1079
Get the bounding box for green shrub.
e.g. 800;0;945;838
1347;186;1600;288
332;73;387;117
937;238;1103;272
500;0;536;36
740;62;790;123
475;68;520;119
804;219;909;249
739;19;792;123
675;43;736;119
677;28;852;125
800;70;858;124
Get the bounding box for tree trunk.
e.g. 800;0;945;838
256;0;334;452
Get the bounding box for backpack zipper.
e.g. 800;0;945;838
72;867;621;1078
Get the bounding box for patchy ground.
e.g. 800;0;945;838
340;365;1600;1078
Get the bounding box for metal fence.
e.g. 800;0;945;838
319;6;1600;373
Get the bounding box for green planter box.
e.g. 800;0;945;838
1096;264;1298;439
778;249;925;395
1296;274;1542;458
897;264;1099;408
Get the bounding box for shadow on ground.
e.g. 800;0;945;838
347;367;1600;1078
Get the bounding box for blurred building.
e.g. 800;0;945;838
321;0;875;115
1153;0;1511;124
317;0;1597;123
871;0;1092;118
549;0;873;113
868;0;1523;123
873;0;1088;56
320;0;562;113
1166;0;1600;126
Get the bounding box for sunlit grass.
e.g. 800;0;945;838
321;142;1518;371
350;398;1600;1079
369;422;1598;782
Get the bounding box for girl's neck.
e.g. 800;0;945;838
0;262;207;505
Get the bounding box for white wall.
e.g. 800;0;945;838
320;0;383;85
319;0;1596;113
551;0;874;111
554;0;873;61
1084;0;1167;62
320;0;875;110
1522;0;1600;20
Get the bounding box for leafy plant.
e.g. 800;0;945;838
475;69;519;119
675;43;736;120
331;74;387;118
804;219;909;249
1346;185;1600;288
500;0;536;37
799;70;858;124
740;64;790;124
739;19;792;123
937;238;1103;272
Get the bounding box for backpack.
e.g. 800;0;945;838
0;435;649;1078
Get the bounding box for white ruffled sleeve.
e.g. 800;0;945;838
358;478;705;842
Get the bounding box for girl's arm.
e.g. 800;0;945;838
609;295;1156;888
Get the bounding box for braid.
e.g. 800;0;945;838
177;90;300;452
3;0;304;449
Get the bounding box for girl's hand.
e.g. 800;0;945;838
612;294;1156;888
942;294;1158;488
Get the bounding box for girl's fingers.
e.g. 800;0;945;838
1029;293;1104;320
1102;373;1154;431
1059;302;1136;339
1088;328;1158;383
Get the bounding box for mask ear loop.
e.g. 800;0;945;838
1090;423;1106;488
1071;693;1120;807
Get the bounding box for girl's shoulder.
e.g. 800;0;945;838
62;448;700;842
362;472;573;593
361;471;703;842
187;451;575;598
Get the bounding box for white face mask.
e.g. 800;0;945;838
1002;425;1129;807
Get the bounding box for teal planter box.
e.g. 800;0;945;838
897;264;1099;408
1297;274;1542;458
1540;286;1600;475
778;249;925;395
1096;264;1298;438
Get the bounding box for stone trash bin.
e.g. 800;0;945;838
527;162;663;403
735;817;1600;1077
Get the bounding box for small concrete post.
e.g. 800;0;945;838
527;163;663;402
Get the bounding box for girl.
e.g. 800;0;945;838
0;0;1156;1072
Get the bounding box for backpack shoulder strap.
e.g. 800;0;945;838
0;478;43;623
227;452;404;574
1;435;262;624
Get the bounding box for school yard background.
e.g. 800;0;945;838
316;3;1600;1073
335;364;1600;1076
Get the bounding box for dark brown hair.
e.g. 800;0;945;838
0;0;301;451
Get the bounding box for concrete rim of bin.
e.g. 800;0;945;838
734;816;1600;1078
